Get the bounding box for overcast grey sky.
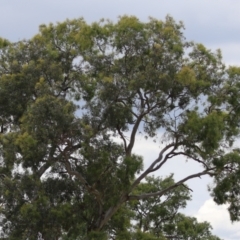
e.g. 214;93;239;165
1;0;240;66
1;1;240;239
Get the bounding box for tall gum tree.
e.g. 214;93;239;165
0;16;239;239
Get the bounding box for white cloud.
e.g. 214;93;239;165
196;199;240;240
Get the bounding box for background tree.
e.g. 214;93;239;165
0;15;239;239
130;176;221;240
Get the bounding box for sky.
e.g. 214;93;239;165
1;1;240;239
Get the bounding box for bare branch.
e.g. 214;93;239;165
97;194;128;230
170;151;209;169
37;162;52;178
37;144;58;178
126;113;144;156
128;168;215;200
181;183;193;192
130;143;176;190
117;126;127;152
151;143;180;172
137;89;145;109
144;92;150;110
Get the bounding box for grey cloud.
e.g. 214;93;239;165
1;0;240;45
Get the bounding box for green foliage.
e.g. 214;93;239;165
131;175;191;232
211;150;240;221
0;15;238;239
163;213;222;240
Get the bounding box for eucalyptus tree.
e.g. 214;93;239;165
0;15;239;239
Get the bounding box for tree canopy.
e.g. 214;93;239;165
0;15;240;239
